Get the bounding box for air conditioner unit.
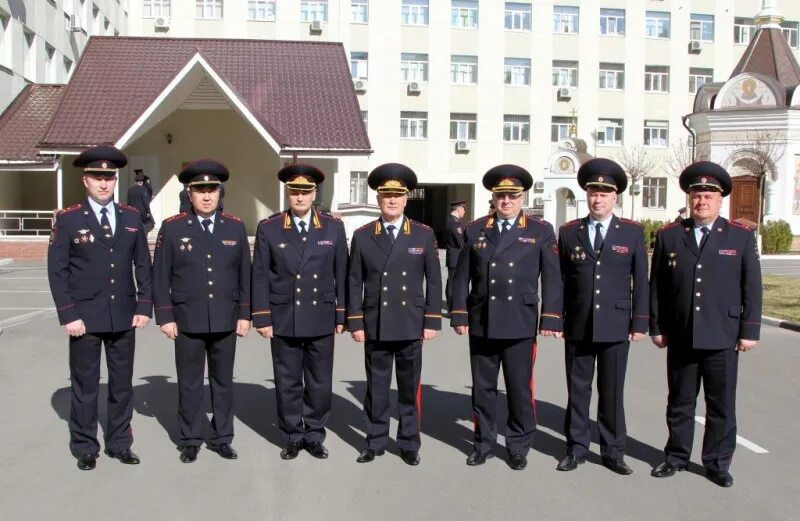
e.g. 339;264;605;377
154;17;170;29
558;87;572;99
533;181;545;192
310;20;324;32
68;14;80;32
689;40;702;52
455;140;470;152
353;79;367;92
533;197;545;207
630;183;642;196
407;81;422;94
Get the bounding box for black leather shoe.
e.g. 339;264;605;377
602;457;633;475
356;448;384;463
76;453;97;471
466;451;494;466
305;441;329;460
556;454;586;471
508;454;528;471
280;442;302;460
179;446;199;463
706;469;734;488
208;443;238;460
651;461;684;478
105;449;140;465
400;450;420;466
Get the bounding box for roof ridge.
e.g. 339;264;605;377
92;35;344;46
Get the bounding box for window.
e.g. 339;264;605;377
450;113;477;141
451;55;478;84
351;52;368;79
503;115;530;143
782;21;799;49
552;60;578;87
505;3;531;32
400;111;428;139
0;14;8;68
23;31;35;81
643;120;669;148
351;1;368;23
734;17;755;45
361;110;368;129
45;44;56;82
402;0;428;26
143;0;171;18
451;0;478;29
690;14;714;42
300;0;327;22
64;57;73;78
597;119;623;146
689;67;713;94
553;5;579;34
645;11;670;39
504;58;531;86
643;177;667;209
196;0;223;19
551;116;572;142
248;1;276;21
401;53;428;82
599;62;624;90
350;171;368;204
645;65;669;93
600;8;625;36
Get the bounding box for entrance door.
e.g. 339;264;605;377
730;175;760;223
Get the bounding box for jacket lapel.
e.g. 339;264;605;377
299;209;324;269
371;219;393;258
699;216;724;260
280;211;305;257
483;213;500;249
683;220;701;257
597;214;620;258
493;212;526;258
110;203;124;246
577;217;597;260
386;217;412;267
81;200;108;246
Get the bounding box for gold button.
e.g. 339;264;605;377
110;248;113;252
402;271;407;276
110;279;115;284
508;279;512;283
597;261;601;265
696;306;700;311
209;294;214;298
491;262;496;267
208;267;212;272
297;300;301;305
296;288;301;293
491;296;496;300
207;254;211;259
209;281;213;286
110;263;115;268
508;296;513;301
383;301;388;306
697;264;702;269
296;274;301;279
697;278;702;282
383;286;388;291
509;262;514;267
313;288;318;292
490;279;495;284
402;301;406;306
402;286;407;291
313;301;317;305
595;289;600;294
111;295;115;300
383;272;388;276
595;304;600;309
313;274;318;279
596;275;601;279
696;292;701;297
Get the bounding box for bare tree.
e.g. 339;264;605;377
663;137;694;180
614;145;659;219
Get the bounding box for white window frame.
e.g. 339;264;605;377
248;0;276;22
645;11;670;39
782;21;799;49
734;17;755;45
451;0;478;29
642;177;667;209
196;0;223;20
402;0;429;26
361;110;368;131
45;44;56;83
504;58;531;86
505;3;531;32
643;120;669;148
644;65;669;93
64;56;73;78
401;53;428;82
600;8;625;36
552;60;578;87
143;0;171;18
350;171;369;204
23;31;35;81
689;68;713;94
690;13;714;42
553;5;579;34
551;117;572;142
597;119;623;147
300;0;328;22
450;113;477;141
350;52;368;80
503;115;530;143
400;111;428;140
351;0;368;24
450;55;478;85
599;63;624;90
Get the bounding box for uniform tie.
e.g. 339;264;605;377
202;218;213;235
699;226;709;250
593;222;604;253
500;220;510;236
299;220;308;241
386;224;397;244
100;207;112;238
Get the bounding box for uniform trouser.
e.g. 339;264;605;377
664;346;739;473
563;340;629;459
175;330;236;448
271;334;334;444
445;266;456;310
363;339;423;452
470;336;537;456
68;329;136;458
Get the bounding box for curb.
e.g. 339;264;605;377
0;258;12;267
763;315;800;333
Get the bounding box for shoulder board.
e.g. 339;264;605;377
659;221;681;232
164;212;188;224
261;212;284;225
355;220;378;232
729;220;753;231
221;212;241;222
528;216;549;227
320;212;343;222
467;215;490;226
618;218;643;227
560;219;581;229
118;202;139;213
410;219;431;230
57;203;82;216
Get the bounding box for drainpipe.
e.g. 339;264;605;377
56;159;64;210
682;115;696;161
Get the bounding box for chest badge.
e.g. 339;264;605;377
180;237;193;252
75;229;94;244
668;252;677;267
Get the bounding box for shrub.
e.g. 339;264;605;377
760;220;793;254
638;218;669;251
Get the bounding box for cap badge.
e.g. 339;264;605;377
101;162;108;169
598;176;604;182
384;179;403;188
204;175;210;182
701;177;707;183
498;178;515;187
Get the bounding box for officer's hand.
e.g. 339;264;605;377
160;322;178;340
336;325;345;334
651;335;667;348
236;320;251;337
351;330;365;343
422;329;437;341
132;315;150;329
256;326;273;339
736;339;758;352
629;332;646;342
65;319;86;337
453;325;469;336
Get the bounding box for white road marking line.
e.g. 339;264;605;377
0;308;56;329
695;416;769;454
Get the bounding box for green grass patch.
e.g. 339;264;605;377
763;275;800;323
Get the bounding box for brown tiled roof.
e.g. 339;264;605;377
40;37;371;152
730;27;800;87
0;84;64;163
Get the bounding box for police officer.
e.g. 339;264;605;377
47;145;152;470
556;158;649;475
650;162;761;488
674;206;688;223
178;184;191;214
443;200;466;310
451;164;563;470
347;163;442;466
251;164;347;460
153;159;251;463
127;169;154;232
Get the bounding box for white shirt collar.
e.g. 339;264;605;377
381;216;404;229
588;214;613;228
87;197;113;214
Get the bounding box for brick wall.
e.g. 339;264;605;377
0;239;49;261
